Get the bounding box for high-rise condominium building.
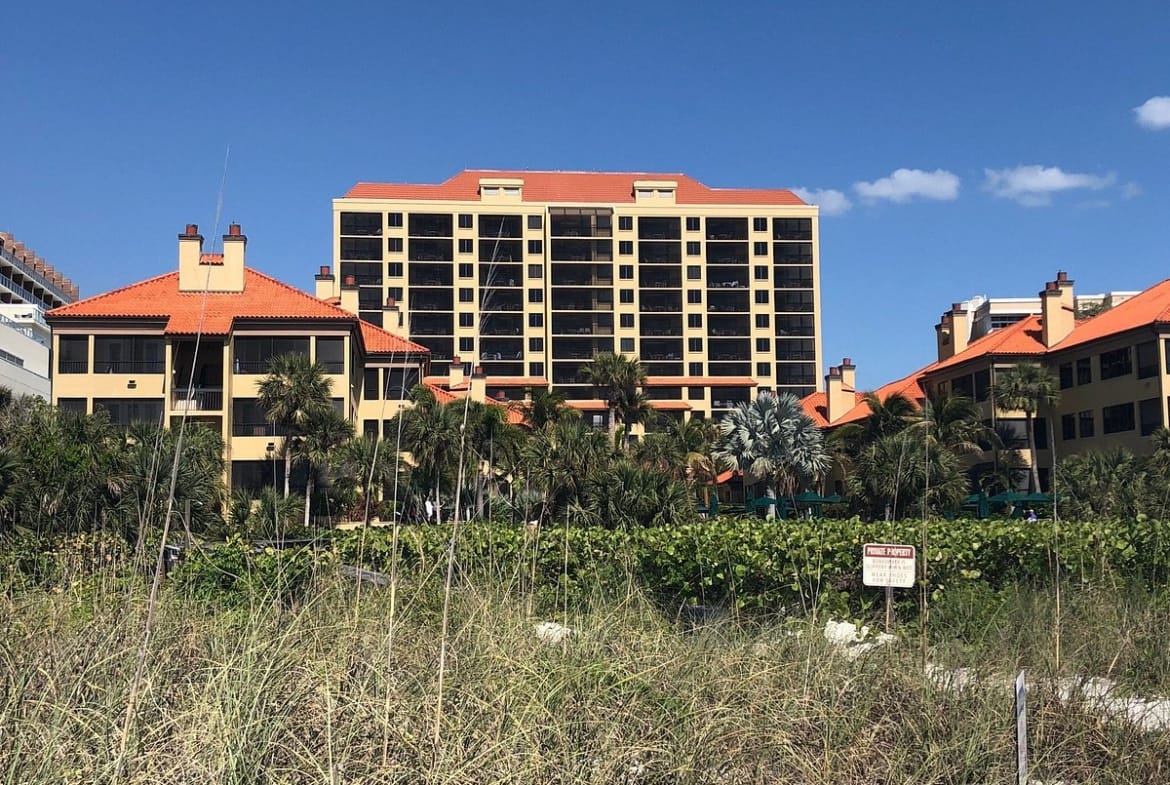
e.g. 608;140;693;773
329;170;821;423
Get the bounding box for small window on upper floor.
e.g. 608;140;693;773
685;217;701;232
753;217;768;232
458;214;474;229
388;213;403;227
528;214;543;230
618;216;633;231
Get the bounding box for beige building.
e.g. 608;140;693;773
329;169;822;425
46;223;437;491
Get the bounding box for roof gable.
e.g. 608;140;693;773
1053;278;1170;351
927;314;1046;373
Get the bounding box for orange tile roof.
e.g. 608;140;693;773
927;314;1046;373
565;399;609;411
344;170;805;206
484;376;549;387
47;267;429;356
423;383;525;424
649;400;693;411
799;368;929;429
358;321;429;355
199;253;224;266
1053;278;1170;351
645;376;759;387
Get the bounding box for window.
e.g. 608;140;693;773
1100;347;1132;380
685;217;700;232
458;239;473;253
753;242;769;257
1061;413;1076;440
620;338;634;352
688;338;703;352
618;241;633;255
458;263;473;277
387;262;403;277
58;336;89;373
753;217;768;232
620;265;634;279
363;420;379;440
756;338;770;352
459;337;474;352
363;369;381;400
93;336;166;374
528;215;543;230
1079;410;1095;438
459;312;474;327
458;214;473;229
1140;398;1162;436
620;289;634;304
528;240;543;254
1034;417;1049;449
1059;362;1074;389
689;362;704;376
459;288;474;303
754;265;769;280
529;362;544;376
756;362;772;377
687;290;702;304
755;314;770;329
620;313;635;328
687;265;701;280
529;337;543;352
754;290;769;304
619;216;633;231
1137;340;1159;379
528;288;543;303
688;313;702;328
388;286;403;301
340;212;381;235
57;398;86;414
688;386;704;400
1103;402;1135;434
234;338;307;373
529;313;543;328
95;398;164;428
1076;357;1092;385
388;237;403;253
686;241;701;256
316;337;344;374
528;264;543;279
388;212;403;227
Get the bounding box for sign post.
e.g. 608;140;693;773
862;543;917;632
1015;670;1028;785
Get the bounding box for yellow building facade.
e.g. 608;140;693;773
329;170;823;424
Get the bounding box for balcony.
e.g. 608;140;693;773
708;315;750;336
706;218;748;241
411;315;453;335
95;360;165;374
552;337;614;359
172;387;224;412
707;270;749;289
481;337;523;360
708;339;751;362
552;313;613;336
409;264;454;287
773;218;813;241
480;291;523;311
706;243;749;265
551;289;613;312
551;263;613;287
638;242;681;264
408;214;453;238
707;291;749;313
550;239;613;262
479;263;522;287
639;269;681;289
479;240;523;263
640;338;683;362
640;293;681;313
550;214;612;238
410;292;454;311
480;360;524;376
481;314;524;335
774;243;814;264
409;239;453;262
478;215;523;239
640;314;681;337
637;217;681;241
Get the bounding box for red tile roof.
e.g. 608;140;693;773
484;376;549;387
649;400;693;411
1053;278;1170;351
47;268;428;355
199;253;224;266
565;399;609;411
423;383;526;425
344;170;806;206
927;314;1046;373
800;368;929;429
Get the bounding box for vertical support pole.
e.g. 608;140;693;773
884;585;893;633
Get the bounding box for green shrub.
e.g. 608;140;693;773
169;537;327;607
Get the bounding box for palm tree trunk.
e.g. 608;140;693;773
1025;412;1040;492
608;406;618;445
303;471;314;529
283;449;292;498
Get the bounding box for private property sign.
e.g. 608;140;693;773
862;543;917;588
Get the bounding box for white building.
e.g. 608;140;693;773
0;232;78;399
956;285;1139;342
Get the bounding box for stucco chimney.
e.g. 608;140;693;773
470;364;487;402
177;224;204;291
825;365;854;424
218;223;247;292
934;303;969;362
839;357;856;391
314;264;335;300
339;274;359;315
449;356;465;389
1041;274;1075;347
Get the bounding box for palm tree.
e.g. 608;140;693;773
920;391;990;456
712;391;828;518
521;387;574;430
991;363;1060;492
579;352;647;444
522;416;612;521
297;407;354;528
256;353;333;498
400;392;464;521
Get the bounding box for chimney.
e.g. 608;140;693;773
219;223;247;292
934;302;970;361
314;264;335;300
839;357;856;391
177;223;205;291
449;356;465;389
1041;273;1075;347
382;295;398;311
824;365;853;424
470;364;487;402
339;274;359;315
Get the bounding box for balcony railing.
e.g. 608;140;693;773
95;360;165;374
0;245;72;302
172;387;224;412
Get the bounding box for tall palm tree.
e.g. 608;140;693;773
256;353;333;498
521;387;574;430
400;394;464;521
522;416;612;520
991;363;1060;492
920;391;994;456
712;391;828;518
579;352;647;443
297;407;354;527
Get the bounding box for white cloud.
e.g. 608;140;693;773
1121;181;1142;200
792;187;852;215
852;168;960;203
1134;96;1170;129
983;165;1116;206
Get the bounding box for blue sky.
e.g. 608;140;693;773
4;1;1170;386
